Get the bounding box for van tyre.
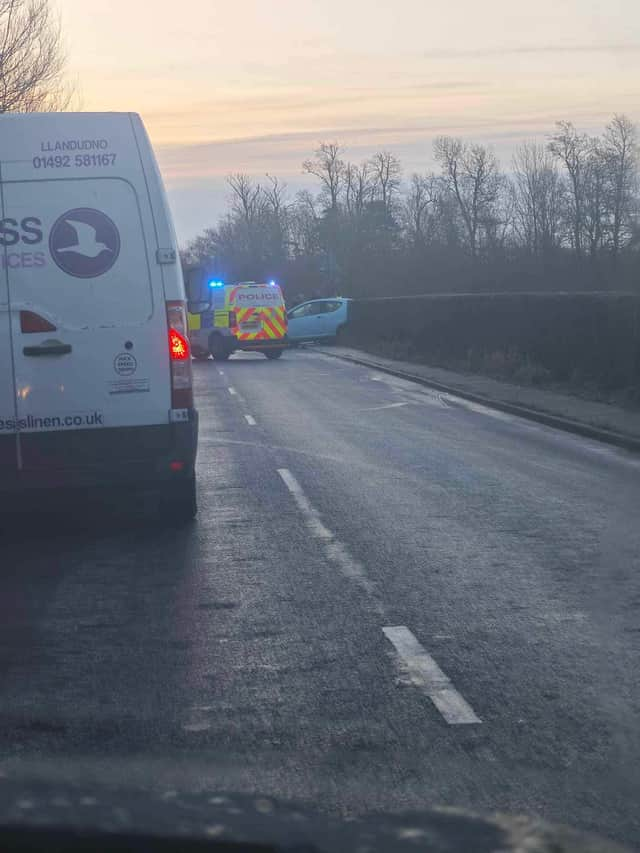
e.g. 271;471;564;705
160;476;197;525
264;349;283;360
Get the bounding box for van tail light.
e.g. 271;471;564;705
166;300;193;409
20;311;56;334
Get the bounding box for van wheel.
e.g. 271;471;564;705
160;476;197;525
264;349;283;360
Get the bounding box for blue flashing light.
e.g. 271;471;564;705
269;280;276;286
208;280;225;288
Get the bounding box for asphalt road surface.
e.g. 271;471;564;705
1;349;639;847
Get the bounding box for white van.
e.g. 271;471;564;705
0;112;198;521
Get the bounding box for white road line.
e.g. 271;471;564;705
244;414;257;426
218;369;224;375
361;401;410;412
228;387;237;396
277;468;377;598
277;468;332;540
382;626;481;725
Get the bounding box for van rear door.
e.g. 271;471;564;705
0;116;171;475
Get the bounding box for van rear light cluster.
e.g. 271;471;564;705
20;311;56;334
166;300;193;409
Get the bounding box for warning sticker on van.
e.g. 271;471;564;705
0;411;104;432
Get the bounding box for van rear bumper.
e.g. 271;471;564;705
0;413;198;498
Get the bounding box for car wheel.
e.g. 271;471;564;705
264;349;283;360
334;325;347;346
160;476;197;525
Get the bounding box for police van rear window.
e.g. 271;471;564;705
230;286;284;308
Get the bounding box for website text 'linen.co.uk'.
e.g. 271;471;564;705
0;411;103;432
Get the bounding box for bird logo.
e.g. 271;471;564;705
50;208;120;278
57;220;113;259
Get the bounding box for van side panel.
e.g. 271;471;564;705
129;114;185;302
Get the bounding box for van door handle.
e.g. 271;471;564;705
23;343;72;357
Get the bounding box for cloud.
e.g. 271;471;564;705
423;43;640;59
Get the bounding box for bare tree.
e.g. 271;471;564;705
582;139;609;261
403;173;439;246
263;174;288;218
290;189;319;257
602;114;638;261
344;161;375;218
434;136;502;257
548;121;591;257
370;151;402;212
512;142;565;255
227;173;263;225
303;142;345;211
0;0;74;112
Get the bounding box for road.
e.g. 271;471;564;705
1;349;639;847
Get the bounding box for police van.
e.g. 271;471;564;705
0;112;198;521
186;278;287;360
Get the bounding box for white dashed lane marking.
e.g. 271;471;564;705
276;467;480;722
244;414;257;426
228;387;237;396
277;468;378;600
383;626;481;725
361;402;410;412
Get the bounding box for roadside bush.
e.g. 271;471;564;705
344;292;640;392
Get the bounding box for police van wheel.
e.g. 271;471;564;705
209;335;230;361
160;476;197;525
264;349;283;360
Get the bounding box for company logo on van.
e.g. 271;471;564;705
49;208;120;278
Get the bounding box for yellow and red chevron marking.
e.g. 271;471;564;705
234;306;287;341
235;307;256;323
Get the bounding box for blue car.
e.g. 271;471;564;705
287;298;351;344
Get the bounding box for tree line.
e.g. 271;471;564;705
183;115;640;303
0;0;73;112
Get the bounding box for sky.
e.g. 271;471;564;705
58;0;640;243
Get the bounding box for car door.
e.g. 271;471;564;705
320;300;345;337
4;176;170;473
287;301;328;340
287;302;314;339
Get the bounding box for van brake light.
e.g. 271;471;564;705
169;328;189;360
166;300;193;409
